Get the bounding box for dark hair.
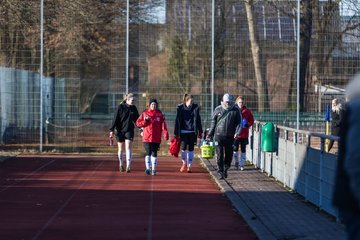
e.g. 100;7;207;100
183;93;193;104
149;98;158;105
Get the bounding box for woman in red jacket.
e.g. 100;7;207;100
136;98;169;176
233;96;254;170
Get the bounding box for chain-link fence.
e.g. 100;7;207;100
0;0;359;152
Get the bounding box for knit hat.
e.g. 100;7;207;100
149;98;158;105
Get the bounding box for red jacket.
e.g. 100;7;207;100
136;109;169;143
235;106;254;139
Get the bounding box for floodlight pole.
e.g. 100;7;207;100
126;0;129;94
211;0;215;115
296;0;300;130
40;0;44;152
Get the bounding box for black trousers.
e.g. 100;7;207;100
215;136;234;172
232;138;249;153
328;127;340;151
143;142;160;157
180;132;197;151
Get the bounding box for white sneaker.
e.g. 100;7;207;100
240;167;244;171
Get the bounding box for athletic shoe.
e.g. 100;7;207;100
240;167;244;171
152;170;156;176
219;172;225;179
145;169;151;175
187;167;192;173
119;165;125;172
224;170;228;178
180;164;186;172
235;162;239;170
126;167;131;173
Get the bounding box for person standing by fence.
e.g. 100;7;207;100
110;93;140;173
136;98;169;176
206;93;242;179
233;96;254;170
333;73;360;240
174;94;203;173
328;98;345;152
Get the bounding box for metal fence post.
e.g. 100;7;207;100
292;131;298;188
283;130;288;187
319;137;325;210
305;134;311;200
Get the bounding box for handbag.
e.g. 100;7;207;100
169;135;181;158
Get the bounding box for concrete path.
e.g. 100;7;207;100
200;157;346;240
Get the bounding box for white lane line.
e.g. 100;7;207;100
31;160;104;240
147;176;155;240
0;159;56;193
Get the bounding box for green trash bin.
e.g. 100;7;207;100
261;122;277;152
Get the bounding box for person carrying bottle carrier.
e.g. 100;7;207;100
206;93;242;179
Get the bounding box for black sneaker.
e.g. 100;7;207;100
235;162;239;170
225;164;230;171
219;172;225;179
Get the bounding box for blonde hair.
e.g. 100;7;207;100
124;93;134;100
236;96;244;103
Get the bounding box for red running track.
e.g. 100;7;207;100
0;155;257;240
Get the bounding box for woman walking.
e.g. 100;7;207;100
136;98;169;176
233;96;254;170
174;94;203;173
109;93;140;173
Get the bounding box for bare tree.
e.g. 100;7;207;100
244;0;268;112
167;35;190;93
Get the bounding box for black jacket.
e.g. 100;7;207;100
332;102;360;214
174;103;203;136
207;104;241;139
331;108;344;136
110;101;140;133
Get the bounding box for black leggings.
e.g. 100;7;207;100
180;133;197;151
143;142;160;157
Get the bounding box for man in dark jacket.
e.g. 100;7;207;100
333;73;360;240
110;93;140;172
206;93;242;179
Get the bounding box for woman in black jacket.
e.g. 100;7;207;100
110;93;139;172
328;98;345;151
174;94;203;173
